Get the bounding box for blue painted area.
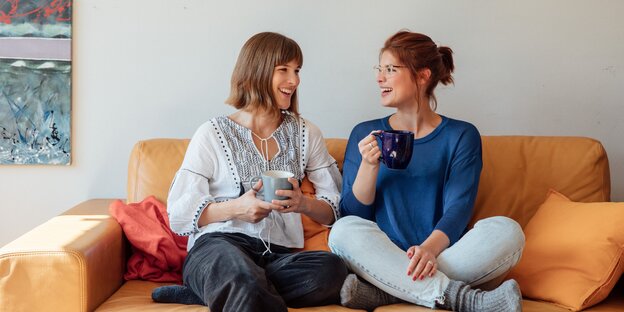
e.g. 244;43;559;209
0;59;71;165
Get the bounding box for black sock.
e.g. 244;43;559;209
151;285;205;305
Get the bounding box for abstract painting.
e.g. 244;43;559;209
0;0;72;165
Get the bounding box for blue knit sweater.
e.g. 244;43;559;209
340;115;482;250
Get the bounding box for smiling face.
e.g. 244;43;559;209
377;51;420;109
226;32;303;117
272;60;301;110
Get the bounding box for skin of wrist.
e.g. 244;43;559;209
230;198;246;219
299;196;312;214
420;243;442;257
420;231;450;257
361;161;380;170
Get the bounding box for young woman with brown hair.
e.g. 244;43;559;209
153;32;347;312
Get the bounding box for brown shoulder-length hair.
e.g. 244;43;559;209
381;31;454;111
226;32;303;117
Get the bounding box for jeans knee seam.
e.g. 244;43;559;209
467;246;523;285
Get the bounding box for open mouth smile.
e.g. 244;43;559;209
381;87;393;96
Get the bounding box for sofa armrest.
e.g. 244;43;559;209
0;199;126;312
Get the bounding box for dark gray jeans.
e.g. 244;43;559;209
183;232;348;312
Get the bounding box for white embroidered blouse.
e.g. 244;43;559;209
167;113;342;250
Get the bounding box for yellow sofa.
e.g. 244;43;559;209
1;136;622;312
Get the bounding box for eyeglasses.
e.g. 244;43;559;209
374;64;407;77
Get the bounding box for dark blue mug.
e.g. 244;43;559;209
373;130;414;169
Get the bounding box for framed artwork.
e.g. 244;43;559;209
0;0;72;165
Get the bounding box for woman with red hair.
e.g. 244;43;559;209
329;31;525;312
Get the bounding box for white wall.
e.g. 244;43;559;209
1;0;623;247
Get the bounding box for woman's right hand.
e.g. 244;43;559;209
358;131;381;166
234;180;282;223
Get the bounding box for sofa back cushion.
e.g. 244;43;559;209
471;136;610;228
127;136;610;228
127;139;190;204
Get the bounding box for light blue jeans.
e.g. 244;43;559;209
328;215;525;308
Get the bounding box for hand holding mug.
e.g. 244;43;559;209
358;131;382;166
235;180;281;223
249;170;294;200
271;177;308;213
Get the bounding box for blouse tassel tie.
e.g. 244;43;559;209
252;131;276;255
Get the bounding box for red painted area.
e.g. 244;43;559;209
0;0;72;25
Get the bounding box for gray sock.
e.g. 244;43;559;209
340;274;403;311
151;285;204;305
439;279;522;312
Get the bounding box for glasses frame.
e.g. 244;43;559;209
374;64;408;77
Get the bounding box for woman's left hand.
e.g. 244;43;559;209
406;245;438;281
272;177;308;214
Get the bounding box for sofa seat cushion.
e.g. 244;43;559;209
95;280;365;312
373;300;584;312
373;300;571;312
373;292;624;312
95;281;207;312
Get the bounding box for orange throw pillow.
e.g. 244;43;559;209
298;176;331;252
507;190;624;311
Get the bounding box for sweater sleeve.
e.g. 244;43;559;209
339;125;375;220
167;122;218;236
434;125;483;245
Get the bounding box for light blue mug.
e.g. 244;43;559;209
249;170;294;202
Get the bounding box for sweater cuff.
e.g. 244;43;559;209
339;191;375;219
434;220;462;246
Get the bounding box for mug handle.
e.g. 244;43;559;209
248;176;263;194
372;131;386;165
